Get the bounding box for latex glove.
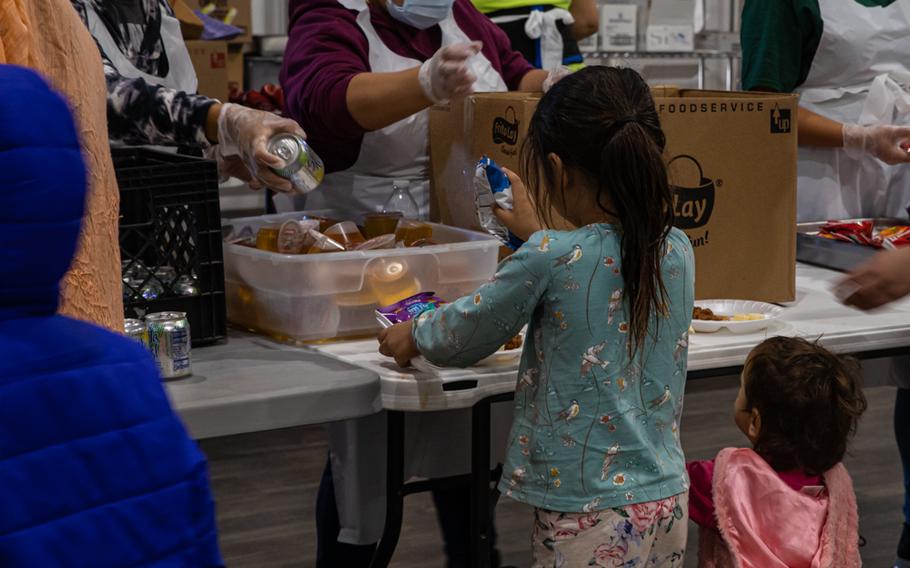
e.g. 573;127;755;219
418;41;481;104
205;145;261;188
492;167;544;241
378;320;419;368
843;123;910;165
217;103;307;193
542;65;572;93
837;245;910;310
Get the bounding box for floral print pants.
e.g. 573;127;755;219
532;492;688;568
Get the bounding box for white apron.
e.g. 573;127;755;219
84;0;198;93
314;0;512;546
275;0;507;219
795;0;910;222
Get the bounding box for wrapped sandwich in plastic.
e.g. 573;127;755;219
474;156;524;250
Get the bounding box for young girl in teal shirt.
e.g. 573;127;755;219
380;66;695;565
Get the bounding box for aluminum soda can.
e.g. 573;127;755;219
124;318;148;346
267;134;325;193
146;311;192;379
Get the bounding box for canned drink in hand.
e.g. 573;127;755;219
267;134;325;193
124;318;148;346
146;311;192;379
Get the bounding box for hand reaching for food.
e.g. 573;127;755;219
493;168;543;241
378;320;420;368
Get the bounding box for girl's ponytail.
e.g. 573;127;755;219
521;66;675;355
599;116;674;354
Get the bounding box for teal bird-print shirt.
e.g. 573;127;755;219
413;225;695;512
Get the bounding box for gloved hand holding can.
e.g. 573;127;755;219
214;103;308;192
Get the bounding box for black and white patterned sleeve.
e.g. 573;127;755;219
103;59;216;148
71;0;217;148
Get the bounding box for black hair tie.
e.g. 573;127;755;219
605;116;639;141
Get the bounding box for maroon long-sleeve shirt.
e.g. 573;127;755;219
280;0;533;173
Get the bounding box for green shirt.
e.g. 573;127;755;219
473;0;571;14
741;0;897;92
413;227;695;512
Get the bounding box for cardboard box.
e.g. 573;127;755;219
430;93;539;228
173;0;204;40
655;88;798;302
429;89;798;302
187;40;245;100
600;5;637;50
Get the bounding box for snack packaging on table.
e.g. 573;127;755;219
375;292;446;328
818;220;910;248
474;156;524;250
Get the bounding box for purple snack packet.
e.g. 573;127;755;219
376;292;446;328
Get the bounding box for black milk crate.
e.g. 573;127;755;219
114;147;226;346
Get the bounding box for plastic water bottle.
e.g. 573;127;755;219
382;180;420;219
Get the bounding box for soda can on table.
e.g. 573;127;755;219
124;318;148;346
146;311;192;379
267;133;325;193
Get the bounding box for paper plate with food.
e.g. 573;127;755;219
691;301;783;334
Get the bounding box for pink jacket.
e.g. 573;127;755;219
698;448;860;568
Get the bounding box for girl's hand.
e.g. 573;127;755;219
493;167;543;241
378;321;420;368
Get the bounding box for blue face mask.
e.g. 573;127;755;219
386;0;454;30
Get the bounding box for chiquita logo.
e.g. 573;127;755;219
669;154;715;231
492;106;520;145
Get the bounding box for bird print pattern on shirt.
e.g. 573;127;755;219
412;226;694;512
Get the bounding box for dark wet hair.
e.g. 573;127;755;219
520;66;674;354
744;337;867;476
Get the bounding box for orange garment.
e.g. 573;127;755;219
0;0;123;331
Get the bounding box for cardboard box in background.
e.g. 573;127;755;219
226;44;245;95
600;5;637;50
173;0;204;40
186;40;245;100
655;88;798;302
430;93;539;228
429;90;798;303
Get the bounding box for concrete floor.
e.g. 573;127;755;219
200;376;904;567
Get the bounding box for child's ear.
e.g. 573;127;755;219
547;152;565;186
748;408;762;439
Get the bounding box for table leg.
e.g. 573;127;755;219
470;397;493;568
369;411;405;568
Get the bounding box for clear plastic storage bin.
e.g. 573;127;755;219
223;212;500;342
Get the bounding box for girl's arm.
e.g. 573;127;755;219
380;232;554;368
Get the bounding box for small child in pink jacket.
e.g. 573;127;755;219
687;337;867;567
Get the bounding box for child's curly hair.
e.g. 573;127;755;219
744;337;868;476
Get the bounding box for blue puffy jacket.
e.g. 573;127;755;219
0;65;223;567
